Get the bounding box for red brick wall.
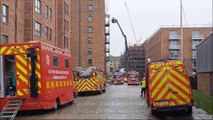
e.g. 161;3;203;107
1;0;25;43
71;0;105;70
197;72;213;95
145;27;212;76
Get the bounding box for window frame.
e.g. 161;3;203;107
2;4;9;23
35;0;41;14
88;59;93;66
64;36;69;49
88;15;93;22
88;37;93;44
88;48;93;55
88;4;93;12
35;21;41;37
65;59;69;68
53;55;59;67
2;35;8;44
88;26;93;33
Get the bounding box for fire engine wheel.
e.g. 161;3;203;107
54;99;60;110
151;107;157;115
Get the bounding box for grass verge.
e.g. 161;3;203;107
193;90;213;115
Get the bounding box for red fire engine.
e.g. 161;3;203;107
0;41;74;112
127;71;140;85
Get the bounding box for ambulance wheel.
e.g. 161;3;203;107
186;106;192;114
54;99;60;110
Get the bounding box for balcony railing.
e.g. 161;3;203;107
192;35;203;39
169;35;180;39
169;45;180;49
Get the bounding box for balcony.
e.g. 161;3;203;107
105;28;110;36
105;48;110;53
192;35;203;40
105;14;110;27
169;35;180;40
105;39;110;44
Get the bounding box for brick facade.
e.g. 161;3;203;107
197;73;213;95
1;0;106;70
71;0;105;70
144;27;212;76
0;0;25;43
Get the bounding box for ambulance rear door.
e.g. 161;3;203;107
149;64;171;107
168;63;191;106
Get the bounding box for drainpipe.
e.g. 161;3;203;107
78;0;81;66
15;0;18;43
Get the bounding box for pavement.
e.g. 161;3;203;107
16;84;213;119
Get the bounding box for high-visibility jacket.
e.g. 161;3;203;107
141;80;146;88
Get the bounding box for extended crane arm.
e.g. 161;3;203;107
112;18;129;70
112;18;128;52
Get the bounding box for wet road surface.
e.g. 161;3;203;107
16;84;213;119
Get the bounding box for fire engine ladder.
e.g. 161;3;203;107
0;100;23;120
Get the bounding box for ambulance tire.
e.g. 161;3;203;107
186;106;192;114
54;98;60;111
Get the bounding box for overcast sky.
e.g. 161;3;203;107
107;0;213;56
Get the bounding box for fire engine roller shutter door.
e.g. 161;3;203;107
149;65;171;107
16;47;41;97
167;64;191;106
0;56;4;98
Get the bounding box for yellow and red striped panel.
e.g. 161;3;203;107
0;45;30;55
149;61;191;107
0;45;42;96
76;78;99;92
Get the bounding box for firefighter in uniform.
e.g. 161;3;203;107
141;78;146;97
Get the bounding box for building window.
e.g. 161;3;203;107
169;40;179;49
192;31;202;39
88;27;93;33
88;15;93;22
192;40;201;49
2;4;9;23
169;50;179;59
88;59;93;66
88;37;93;44
88;4;93;11
192;50;196;59
64;36;69;49
35;0;41;14
35;22;41;37
64;20;69;32
88;48;92;55
45;6;52;20
53;56;58;67
45;27;52;41
169;31;179;39
2;35;8;44
49;8;52;20
45;6;48;18
64;3;69;15
65;59;69;68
